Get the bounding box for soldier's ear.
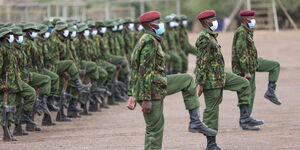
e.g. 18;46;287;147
149;23;159;30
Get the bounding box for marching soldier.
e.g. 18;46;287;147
232;10;282;114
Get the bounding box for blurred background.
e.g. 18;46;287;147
0;0;299;31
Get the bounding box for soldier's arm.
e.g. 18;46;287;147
138;37;157;101
234;30;249;74
195;35;210;85
167;32;176;51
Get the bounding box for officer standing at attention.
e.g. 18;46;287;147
232;10;282;115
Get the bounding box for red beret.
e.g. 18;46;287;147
240;10;256;16
197;10;216;20
139;11;161;23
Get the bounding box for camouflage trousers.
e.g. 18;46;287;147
0;80;36;121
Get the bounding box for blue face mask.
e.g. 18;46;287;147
248;19;256;28
47;28;54;33
153;23;165;35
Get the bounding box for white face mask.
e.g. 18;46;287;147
169;21;176;28
16;36;23;43
112;26;118;31
118;25;124;30
182;20;188;26
83;30;90;37
138;25;144;31
210;20;218;31
71;31;77;38
152;23;166;35
7;34;14;43
30;32;37;38
99;27;107;34
91;30;98;36
43;32;50;38
63;30;69;37
248;19;256;28
128;23;135;31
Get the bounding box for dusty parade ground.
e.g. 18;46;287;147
1;30;300;150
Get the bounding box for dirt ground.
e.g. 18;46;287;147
1;30;300;150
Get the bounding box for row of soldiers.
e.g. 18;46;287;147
128;10;283;150
0;14;192;141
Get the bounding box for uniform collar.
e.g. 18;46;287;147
242;24;253;34
144;29;161;41
203;28;218;38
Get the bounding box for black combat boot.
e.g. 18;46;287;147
67;99;82;118
206;136;221;150
188;108;217;135
114;81;127;102
100;85;110;109
25;111;42;132
107;82;119;105
40;95;55;126
90;83;106;111
239;105;263;130
42;113;56;126
75;79;91;93
35;95;51;116
20;110;36;125
47;96;60;111
264;82;282;105
13;124;29;136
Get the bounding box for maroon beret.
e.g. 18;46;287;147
139;11;161;23
197;10;216;20
240;10;256;16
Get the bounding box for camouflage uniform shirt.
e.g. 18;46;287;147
232;25;258;75
195;28;226;89
129;30;167;101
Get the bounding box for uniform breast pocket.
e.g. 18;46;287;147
151;76;167;100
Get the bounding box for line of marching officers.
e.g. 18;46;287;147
0;15;192;141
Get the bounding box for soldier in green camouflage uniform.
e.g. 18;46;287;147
16;23;53;131
178;15;197;56
232;10;282;115
0;27;37;137
123;18;136;61
129;11;216;150
133;20;144;46
73;23;110;112
36;24;63;125
94;21;117;82
173;15;189;73
46;21;91;120
105;20;130;79
196;10;263;150
163;17;183;74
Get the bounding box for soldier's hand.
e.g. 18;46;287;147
244;73;251;80
127;96;136;110
142;101;152;114
79;71;86;78
197;84;204;97
63;72;71;80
